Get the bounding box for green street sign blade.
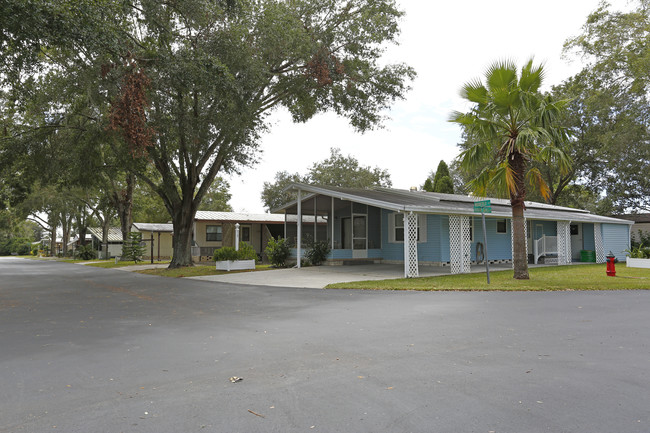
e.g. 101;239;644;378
473;199;492;213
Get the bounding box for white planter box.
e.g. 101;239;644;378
626;258;650;269
215;259;256;271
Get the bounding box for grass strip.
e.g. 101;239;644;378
326;264;650;291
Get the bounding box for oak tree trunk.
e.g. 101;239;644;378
168;194;197;268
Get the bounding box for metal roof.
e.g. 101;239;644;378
194;211;326;224
614;213;650;223
87;227;124;242
195;211;287;223
133;222;174;232
278;183;633;225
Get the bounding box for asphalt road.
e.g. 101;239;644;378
1;257;649;433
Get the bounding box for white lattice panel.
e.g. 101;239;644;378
404;212;419;278
449;215;471;274
594;223;605;263
557;221;571;265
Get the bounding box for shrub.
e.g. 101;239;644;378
213;243;257;262
237;242;258;261
265;237;290;268
305;239;331;266
214;247;239;261
625;243;650;259
0;237;32;256
16;241;31;256
75;244;98;260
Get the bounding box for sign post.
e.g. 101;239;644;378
473;200;491;284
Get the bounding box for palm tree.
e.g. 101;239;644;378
450;59;571;279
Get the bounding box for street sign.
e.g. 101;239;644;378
473;199;491;213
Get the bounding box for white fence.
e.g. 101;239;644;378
534;235;557;264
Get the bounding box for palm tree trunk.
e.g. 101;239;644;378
511;152;530;279
511;203;529;279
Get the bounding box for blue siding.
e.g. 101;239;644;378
440;216;450;262
530;220;557;239
602;223;630;261
583;224;595;251
380;212;447;262
474;216;512;261
331;249;352;259
381;209;404;261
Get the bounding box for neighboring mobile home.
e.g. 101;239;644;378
132;222;174;260
615;213;650;244
87;227;124;259
276;184;633;277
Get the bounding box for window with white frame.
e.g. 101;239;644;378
395;213;405;242
206;225;222;242
390;213;427;243
241;225;251;242
496;219;507;234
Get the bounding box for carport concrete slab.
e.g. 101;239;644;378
189;263;516;288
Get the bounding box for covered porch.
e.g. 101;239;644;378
282;191;384;263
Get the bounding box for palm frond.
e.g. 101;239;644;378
458;141;494;172
485;59;517;92
537;145;572;176
519;58;544;93
460;79;488;104
526;167;551;201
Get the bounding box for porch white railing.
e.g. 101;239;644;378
534;235;557;264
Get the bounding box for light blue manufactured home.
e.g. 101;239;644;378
277;184;633;277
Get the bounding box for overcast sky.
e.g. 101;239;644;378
225;0;629;214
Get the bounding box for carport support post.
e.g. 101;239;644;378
297;189;302;268
331;197;335;251
235;223;240;251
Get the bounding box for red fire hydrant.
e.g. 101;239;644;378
606;252;616;277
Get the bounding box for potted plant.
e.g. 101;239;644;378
214;242;257;271
625;243;650;269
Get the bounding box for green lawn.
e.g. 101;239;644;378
326;264;650;291
135;264;272;278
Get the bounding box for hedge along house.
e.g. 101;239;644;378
277;184;634;277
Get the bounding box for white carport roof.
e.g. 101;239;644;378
133;222;174;232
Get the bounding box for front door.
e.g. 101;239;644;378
570;223;582;260
352;215;367;258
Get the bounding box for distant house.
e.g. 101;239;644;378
132;222;174;260
190;211;326;260
275;184;634;277
87;227;124;259
615;213;650;244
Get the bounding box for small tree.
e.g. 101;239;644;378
121;232;145;263
432;160;454;194
265;237;291;268
305;239;331;266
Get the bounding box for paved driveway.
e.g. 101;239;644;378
1;257;650;432
190;263;517;288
